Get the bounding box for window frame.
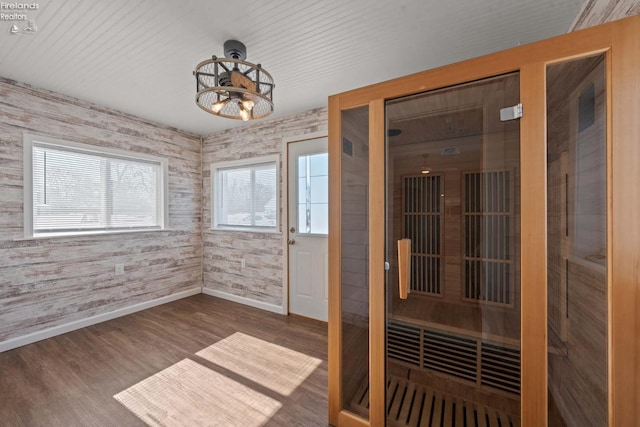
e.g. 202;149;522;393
211;155;280;233
23;133;169;239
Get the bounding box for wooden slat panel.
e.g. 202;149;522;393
397;383;416;425
402;175;443;296
476;404;488;427
455;398;465;427
487;407;500;426
431;391;443;427
498;409;512;427
466;403;476;427
407;389;423;427
419;389;435;427
388;379;405;421
463;171;513;306
387;377;399;413
443;395;453;426
352;375;519;427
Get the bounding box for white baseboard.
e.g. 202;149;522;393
0;287;201;353
202;287;285;315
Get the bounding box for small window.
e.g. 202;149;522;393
24;134;168;238
212;155;279;232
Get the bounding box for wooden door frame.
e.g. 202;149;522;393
328;15;640;427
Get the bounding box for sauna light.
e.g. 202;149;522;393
420;154;431;174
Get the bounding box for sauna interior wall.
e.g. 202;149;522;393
546;56;607;426
386;80;521;341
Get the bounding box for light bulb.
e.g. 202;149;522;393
239;107;250;121
211;100;224;113
241;99;255;111
420;154;430;174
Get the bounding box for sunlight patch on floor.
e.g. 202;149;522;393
114;359;281;427
196;332;322;396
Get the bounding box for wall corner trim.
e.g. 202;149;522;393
202;287;286;315
0;287;201;353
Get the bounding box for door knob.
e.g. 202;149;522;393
290;226;296;233
288;239;296;245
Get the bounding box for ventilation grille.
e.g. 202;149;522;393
423;329;477;382
388;322;421;367
481;343;521;394
388;320;520;396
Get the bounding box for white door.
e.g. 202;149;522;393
288;137;329;321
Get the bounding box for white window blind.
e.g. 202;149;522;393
213;157;278;231
27;137;166;236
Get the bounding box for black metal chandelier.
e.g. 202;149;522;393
194;40;274;121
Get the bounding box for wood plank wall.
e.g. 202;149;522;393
570;0;640;31
0;77;203;344
201;108;327;307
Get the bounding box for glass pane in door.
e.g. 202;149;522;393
385;74;521;426
341;106;370;418
546;54;607;427
297;152;329;234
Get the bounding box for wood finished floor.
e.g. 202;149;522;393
0;294;328;427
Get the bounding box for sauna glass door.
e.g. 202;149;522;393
385;73;522;426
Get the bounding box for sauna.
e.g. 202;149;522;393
328;16;640;427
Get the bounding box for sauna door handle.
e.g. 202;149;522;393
398;238;411;300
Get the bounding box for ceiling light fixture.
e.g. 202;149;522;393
420;154;431;174
194;40;274;121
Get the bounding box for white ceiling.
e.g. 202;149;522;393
0;0;585;135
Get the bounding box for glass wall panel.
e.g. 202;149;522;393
341;106;370;418
385;74;522;426
546;54;607;427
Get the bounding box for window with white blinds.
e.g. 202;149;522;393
212;156;279;232
24;135;167;237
